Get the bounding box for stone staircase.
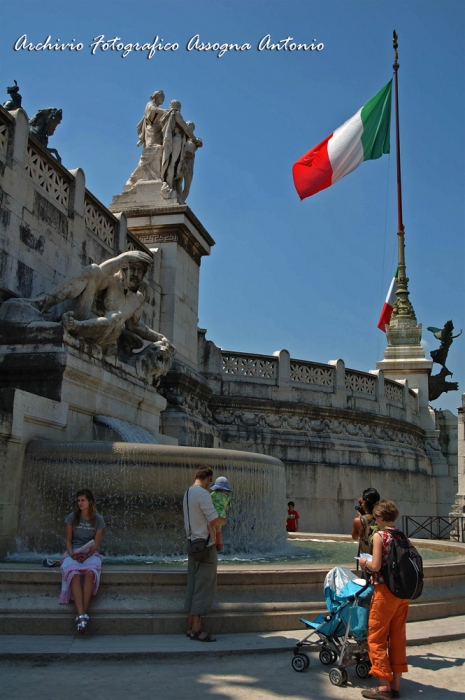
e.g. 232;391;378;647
1;557;465;635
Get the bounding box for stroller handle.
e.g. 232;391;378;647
344;578;372;602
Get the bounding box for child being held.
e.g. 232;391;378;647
209;476;232;552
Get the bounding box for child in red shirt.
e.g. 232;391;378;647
286;501;300;532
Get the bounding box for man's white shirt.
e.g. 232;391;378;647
183;485;218;539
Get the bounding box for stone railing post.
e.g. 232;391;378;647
113;212;128;253
395;379;411;422
10;108;29;167
369;369;387;415
328;358;347;408
68;168;85;219
273;349;291;399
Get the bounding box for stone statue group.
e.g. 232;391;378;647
126;90;202;203
1;81;208;384
3;82;202;203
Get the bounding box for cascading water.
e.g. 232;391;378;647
17;440;287;557
93;415;159;443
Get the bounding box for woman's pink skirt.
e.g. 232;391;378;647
59;552;103;604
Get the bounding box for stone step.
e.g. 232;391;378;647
2;598;465;636
1;558;464;635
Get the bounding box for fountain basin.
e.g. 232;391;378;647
1;537;464;635
18;440;286;556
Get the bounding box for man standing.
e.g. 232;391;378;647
183;467;226;642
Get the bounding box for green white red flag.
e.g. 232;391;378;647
292;81;392;200
377;268;398;332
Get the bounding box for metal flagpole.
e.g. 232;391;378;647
390;30;416;325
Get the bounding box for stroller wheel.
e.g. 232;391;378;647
319;649;334;665
329;667;348;686
292;654;310;672
356;661;370;678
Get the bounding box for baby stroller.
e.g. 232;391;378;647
291;566;373;686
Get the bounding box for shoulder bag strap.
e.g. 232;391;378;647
185;488;192;538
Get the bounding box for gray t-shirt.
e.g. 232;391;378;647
183;485;218;540
65;513;105;550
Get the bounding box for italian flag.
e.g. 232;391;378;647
377;268;398;332
293;81;392;200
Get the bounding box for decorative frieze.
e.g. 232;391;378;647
84;196;115;248
26;145;69;208
345;370;376;395
212;407;424;450
290;361;333;386
132;228;205;266
159;385;212;421
222;354;277;379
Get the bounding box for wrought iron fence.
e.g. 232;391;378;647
402;515;465;542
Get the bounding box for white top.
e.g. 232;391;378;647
183;485;218;540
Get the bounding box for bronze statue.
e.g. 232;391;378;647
428;367;459;402
427;320;462;368
427;320;462;402
29;107;62;162
3;80;22;111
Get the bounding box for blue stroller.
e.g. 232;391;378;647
291;566;373;686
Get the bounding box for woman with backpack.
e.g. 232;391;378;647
359;500;408;700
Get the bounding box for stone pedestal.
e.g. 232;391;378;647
376;320;453;515
376;322;434;431
109;196;215;372
450;395;465;539
109;192;217;446
0;325;172;557
111;180;180;209
0;326;167;436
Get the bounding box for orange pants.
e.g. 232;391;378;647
368;583;409;683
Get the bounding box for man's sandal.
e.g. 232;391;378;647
186;627;194;638
75;614;89;634
190;629;216;642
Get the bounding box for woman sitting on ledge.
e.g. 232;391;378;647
59;489;105;633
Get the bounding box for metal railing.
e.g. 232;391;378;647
402;515;465;542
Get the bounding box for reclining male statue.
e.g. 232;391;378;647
6;250;177;382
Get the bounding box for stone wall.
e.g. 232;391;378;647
198;334;454;531
0;106;159;331
0;106;169;557
0;105;459;551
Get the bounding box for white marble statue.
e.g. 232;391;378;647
8;251;177;381
125;91;202;202
174;120;201;203
125;90;167;187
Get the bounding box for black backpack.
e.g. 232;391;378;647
382;529;424;600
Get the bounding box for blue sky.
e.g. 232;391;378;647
1;0;464;413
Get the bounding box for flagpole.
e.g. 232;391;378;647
390;30;416;325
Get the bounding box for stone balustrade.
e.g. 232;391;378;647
84;190;117;249
26;139;73;210
0;106;154;303
0;107;12;160
218;349;420;425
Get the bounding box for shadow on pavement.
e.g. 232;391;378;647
409;651;465;671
